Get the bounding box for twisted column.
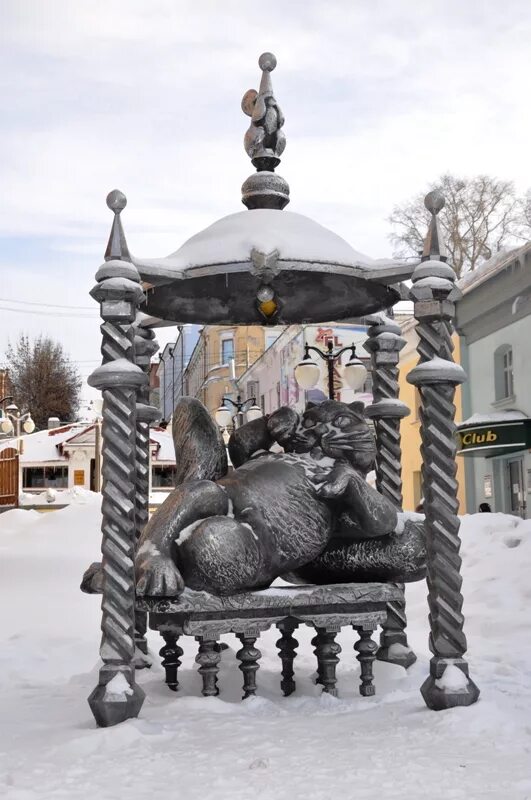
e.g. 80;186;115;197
364;315;415;669
87;191;148;727
407;191;479;710
132;322;160;667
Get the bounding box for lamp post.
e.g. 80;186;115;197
0;400;36;438
294;340;368;400
215;395;262;429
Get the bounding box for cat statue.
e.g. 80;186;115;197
135;397;425;597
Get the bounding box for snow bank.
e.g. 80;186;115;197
0;504;530;799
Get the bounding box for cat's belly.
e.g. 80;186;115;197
218;456;333;573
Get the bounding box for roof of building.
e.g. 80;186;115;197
0;424;175;464
458;242;531;295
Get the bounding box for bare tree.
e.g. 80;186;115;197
3;334;82;430
389;174;525;277
523;189;531;232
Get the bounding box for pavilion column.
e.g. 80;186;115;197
408;191;479;710
132;321;160;667
87;190;148;727
364;315;416;669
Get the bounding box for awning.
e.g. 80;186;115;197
456;416;531;458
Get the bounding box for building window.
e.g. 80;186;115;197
151;465;177;488
494;344;514;400
23;466;68;489
221;337;234;364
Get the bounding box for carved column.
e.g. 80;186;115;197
276;619;299;696
236;633;262;698
364;315;416;669
314;627;341;697
407;191;479;710
133;321;160;667
87;190;148;727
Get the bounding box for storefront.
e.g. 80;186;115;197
457;413;531;517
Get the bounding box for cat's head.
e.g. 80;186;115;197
290;399;376;471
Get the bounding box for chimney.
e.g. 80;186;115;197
48;417;61;430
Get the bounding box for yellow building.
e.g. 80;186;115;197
184;325;280;417
399;317;466;513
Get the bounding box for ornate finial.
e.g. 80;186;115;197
104;189;131;262
421;190;447;262
241;52;290;210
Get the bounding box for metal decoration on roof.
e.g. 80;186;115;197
128;53;415;327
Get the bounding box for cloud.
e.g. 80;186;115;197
1;0;530;397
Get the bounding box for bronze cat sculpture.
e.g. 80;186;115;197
134;397;425;597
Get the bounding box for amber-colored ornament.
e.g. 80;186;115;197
258;299;278;317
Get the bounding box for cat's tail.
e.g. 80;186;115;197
172;397;228;485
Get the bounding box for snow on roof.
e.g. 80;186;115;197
149;427;175;461
0;423;176;464
458;242;531;294
0;424;88;463
136;209;402;275
459;410;528;427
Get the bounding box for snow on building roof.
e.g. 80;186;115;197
0;423;176;464
0;424;88;463
149;427;175;461
459;410;528;427
458;242;531;295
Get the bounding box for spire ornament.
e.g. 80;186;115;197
422;190;447;263
241;52;290;210
104;190;131;262
407;191;479;711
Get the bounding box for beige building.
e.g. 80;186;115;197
184;325;281;416
399;317;466;513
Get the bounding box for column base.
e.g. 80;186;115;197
88;679;145;727
377;642;417;670
421;658;480;711
133;647;153;670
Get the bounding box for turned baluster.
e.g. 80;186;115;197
354;626;378;697
314;627;342;697
236;633;262;699
276;620;299;696
195;637;221;697
159;631;183;692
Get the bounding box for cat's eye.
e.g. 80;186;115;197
335;415;353;429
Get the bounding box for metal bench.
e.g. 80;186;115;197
138;582;405;699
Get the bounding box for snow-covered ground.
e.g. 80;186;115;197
1;497;531;800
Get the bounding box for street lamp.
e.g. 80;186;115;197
215;395;262;429
0;400;35;436
294;340;368;400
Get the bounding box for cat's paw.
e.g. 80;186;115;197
267;407;299;445
317;463;353;499
136;555;185;597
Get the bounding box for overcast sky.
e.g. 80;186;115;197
1;0;530;400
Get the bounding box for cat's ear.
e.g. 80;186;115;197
305;401;318;410
348;401;365;414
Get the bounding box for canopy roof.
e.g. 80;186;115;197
134;209;410;325
103;53;414;327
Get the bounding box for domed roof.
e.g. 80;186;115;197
135;208;403;277
133;209;409;325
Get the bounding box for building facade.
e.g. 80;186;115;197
157;324;201;423
182;325;281;418
398;318;467;513
0;423;176;504
456;244;531;517
238;323;374;417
